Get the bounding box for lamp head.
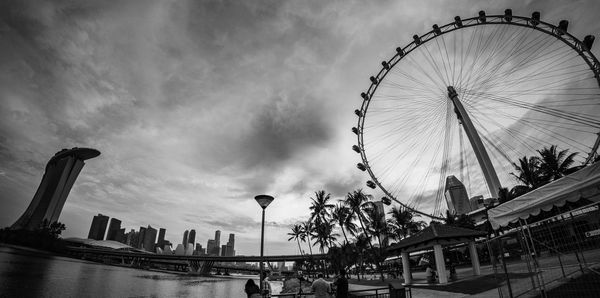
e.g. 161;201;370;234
255;195;274;209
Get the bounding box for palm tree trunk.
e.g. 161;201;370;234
296;239;303;256
340;224;349;244
357;212;374;249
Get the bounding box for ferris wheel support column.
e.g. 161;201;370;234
447;86;502;198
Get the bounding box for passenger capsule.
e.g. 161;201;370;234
382;197;391;206
370;76;378;84
504;9;512;22
396;47;404;56
366;181;376;189
352;145;361;153
354;109;363;117
357;163;367;171
478;11;486;23
432;24;442;35
413;34;421;45
381;61;390;70
583;35;595;50
361;92;369;100
352;127;359;135
454;16;463;27
531;11;540;25
557;20;568;34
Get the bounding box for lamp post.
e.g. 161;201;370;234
255;194;274;294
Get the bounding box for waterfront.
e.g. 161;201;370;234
0;246;281;298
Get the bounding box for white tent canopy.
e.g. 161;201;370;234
489;162;600;230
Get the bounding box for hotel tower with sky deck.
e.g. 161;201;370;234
11;147;100;230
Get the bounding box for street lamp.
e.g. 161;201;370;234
255;194;274;294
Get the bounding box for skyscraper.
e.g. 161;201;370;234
11;148;100;230
444;175;472;215
106;218;122;241
215;230;221;249
143;225;157;252
221;245;227;256
87;214;109;240
183;230;189;249
137;226;147;249
188;229;196;246
157;228;166;249
207;239;216;256
226;233;235;256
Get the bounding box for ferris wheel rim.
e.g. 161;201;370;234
354;10;600;220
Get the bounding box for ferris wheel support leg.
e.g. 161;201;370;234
447;86;502;198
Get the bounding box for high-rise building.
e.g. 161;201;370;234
87;214;109;240
106;218;122;241
207;239;216;256
143;225;157;252
125;229;137;246
215;230;221;249
445;175;472;215
11;148;100;230
221;244;227;256
226;233;235;256
189;229;196;246
137;226;147;249
157;228;166;249
117;228;125;243
183;230;189;249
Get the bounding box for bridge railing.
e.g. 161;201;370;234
271;286;412;298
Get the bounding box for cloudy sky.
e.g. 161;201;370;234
1;0;599;255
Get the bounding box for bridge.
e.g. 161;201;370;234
65;246;327;275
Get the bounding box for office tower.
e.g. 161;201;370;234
87;214;109;240
137;226;147;249
444;175;472;215
143;225;157;252
207;239;216;256
106;218;122;241
11;148;100;230
114;228;125;243
188;229;196;246
183;230;189;249
215;230;221;249
125;229;137;246
221;244;227;256
157;228;166;249
226;233;235;256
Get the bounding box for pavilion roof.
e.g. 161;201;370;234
387;223;486;254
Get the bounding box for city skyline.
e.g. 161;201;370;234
1;0;599;255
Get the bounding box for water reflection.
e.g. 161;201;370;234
0;246;275;298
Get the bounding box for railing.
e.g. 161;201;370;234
271;286;412;297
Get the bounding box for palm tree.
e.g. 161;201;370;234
537;145;579;181
309;190;335;225
301;221;314;256
287;224;305;256
511;156;543;189
344;189;374;249
387;206;425;241
331;203;357;244
311;220;339;253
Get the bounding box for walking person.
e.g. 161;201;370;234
311;273;331;298
261;272;272;298
244;279;261;298
333;269;348;298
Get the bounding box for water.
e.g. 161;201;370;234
0;246;282;298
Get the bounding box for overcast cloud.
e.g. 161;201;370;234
1;0;599;255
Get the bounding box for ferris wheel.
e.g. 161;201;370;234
353;10;600;219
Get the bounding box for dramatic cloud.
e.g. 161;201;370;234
1;0;599;255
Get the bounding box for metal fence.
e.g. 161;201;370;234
487;202;600;297
271;286;412;298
